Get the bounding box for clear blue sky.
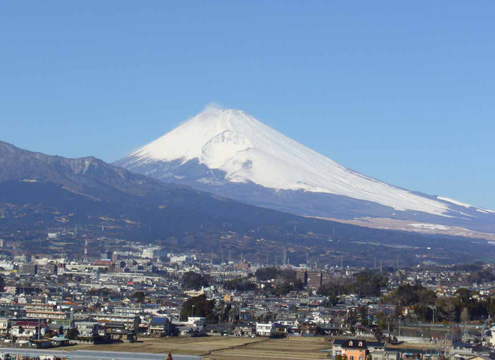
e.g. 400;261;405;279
1;1;494;208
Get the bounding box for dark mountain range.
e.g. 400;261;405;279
1;140;494;266
0;140;306;234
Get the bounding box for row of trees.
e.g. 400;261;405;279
318;271;388;305
180;268;495;325
180;294;236;323
255;267;304;295
383;283;495;323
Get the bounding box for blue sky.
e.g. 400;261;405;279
1;1;494;208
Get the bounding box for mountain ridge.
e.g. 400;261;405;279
3;139;495;266
115;107;495;235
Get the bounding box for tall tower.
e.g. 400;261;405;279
283;248;287;266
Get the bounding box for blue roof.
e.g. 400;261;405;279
150;317;169;325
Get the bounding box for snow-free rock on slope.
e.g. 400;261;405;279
115;107;495;236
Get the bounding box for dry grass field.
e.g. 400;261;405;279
205;336;331;360
57;336;331;359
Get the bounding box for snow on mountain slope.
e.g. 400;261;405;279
120;107;452;216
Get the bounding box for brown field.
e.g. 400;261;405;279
57;336;331;359
205;336;331;359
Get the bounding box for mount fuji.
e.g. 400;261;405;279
115;107;495;237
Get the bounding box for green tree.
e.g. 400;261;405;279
347;271;388;297
133;291;145;303
255;267;280;281
180;294;217;323
318;283;343;306
182;272;210;290
66;328;79;340
223;277;257;291
385;283;436;307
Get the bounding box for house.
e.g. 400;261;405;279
187;317;206;326
234;323;255;337
300;321;318;336
205;324;232;336
148;317;172;337
50;335;70;347
11;320;39;340
273;323;289;337
0;317;9;336
333;339;368;360
342;339;367;360
175;324;206;337
86;313;141;330
75;321;99;339
256;322;274;337
384;348;444;360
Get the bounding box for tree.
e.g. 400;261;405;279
318;283;343;306
385;283;436;307
374;326;384;342
133;291;145;303
182;272;210;290
180;294;217;323
66;328;79;340
221;303;233;323
255;267;280;281
223;277;257;291
269;278;304;296
347;271;388;297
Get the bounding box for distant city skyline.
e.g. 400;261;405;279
1;1;494;209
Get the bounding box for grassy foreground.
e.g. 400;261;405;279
55;336;331;359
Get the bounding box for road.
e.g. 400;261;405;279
0;348;203;360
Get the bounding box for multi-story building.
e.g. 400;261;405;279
256;322;274;337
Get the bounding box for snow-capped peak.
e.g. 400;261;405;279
123;107;455;216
